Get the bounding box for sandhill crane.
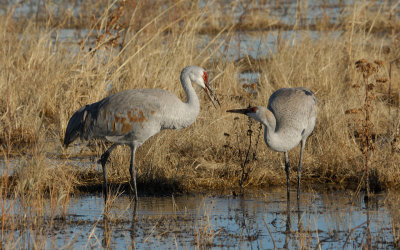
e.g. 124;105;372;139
227;87;317;200
64;66;220;203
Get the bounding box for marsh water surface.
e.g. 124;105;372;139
4;189;398;249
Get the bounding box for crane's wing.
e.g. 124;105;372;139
64;88;189;146
92;89;177;136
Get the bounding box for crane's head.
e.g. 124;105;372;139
187;66;221;108
227;106;267;124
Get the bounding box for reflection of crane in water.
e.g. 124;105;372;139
227;87;317;200
64;66;220;203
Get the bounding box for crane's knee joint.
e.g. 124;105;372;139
98;152;110;165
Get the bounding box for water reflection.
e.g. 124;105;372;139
1;190;391;248
284;196;291;249
1;160;397;248
0;188;398;248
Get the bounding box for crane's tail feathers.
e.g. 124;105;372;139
63;106;93;148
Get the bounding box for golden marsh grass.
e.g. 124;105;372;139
0;0;400;204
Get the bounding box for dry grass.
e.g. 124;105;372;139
0;0;399;212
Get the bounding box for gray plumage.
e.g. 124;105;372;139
64;102;101;147
64;66;220;203
227;87;317;200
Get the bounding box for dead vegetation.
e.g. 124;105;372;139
0;0;399;202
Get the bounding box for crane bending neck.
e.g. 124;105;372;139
180;73;200;112
262;110;301;152
253;108;276;132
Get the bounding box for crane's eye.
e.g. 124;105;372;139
202;72;208;83
252;107;258;112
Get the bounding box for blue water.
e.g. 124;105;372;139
2;190;396;249
203;30;342;61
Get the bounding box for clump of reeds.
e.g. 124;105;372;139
346;59;389;196
226;81;263;193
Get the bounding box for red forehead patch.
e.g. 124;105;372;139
203;71;208;83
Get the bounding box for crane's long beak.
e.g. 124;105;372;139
204;83;221;109
226;108;252;114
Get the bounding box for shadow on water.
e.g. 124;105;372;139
2;189;399;249
76;178;185;198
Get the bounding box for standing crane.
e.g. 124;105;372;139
227;87;317;200
64;66;220;203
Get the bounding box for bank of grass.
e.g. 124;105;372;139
0;0;400;201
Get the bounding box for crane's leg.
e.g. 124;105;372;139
297;139;306;201
129;146;138;203
284;151;290;201
98;144;118;203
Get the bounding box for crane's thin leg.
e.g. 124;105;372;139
99;144;118;203
284;151;290;201
129;145;138;203
297;139;306;201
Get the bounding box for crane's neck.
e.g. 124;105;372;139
181;73;200;110
168;73;200;129
261;109;301;152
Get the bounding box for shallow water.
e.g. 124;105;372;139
203;30;343;61
3;190;398;249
